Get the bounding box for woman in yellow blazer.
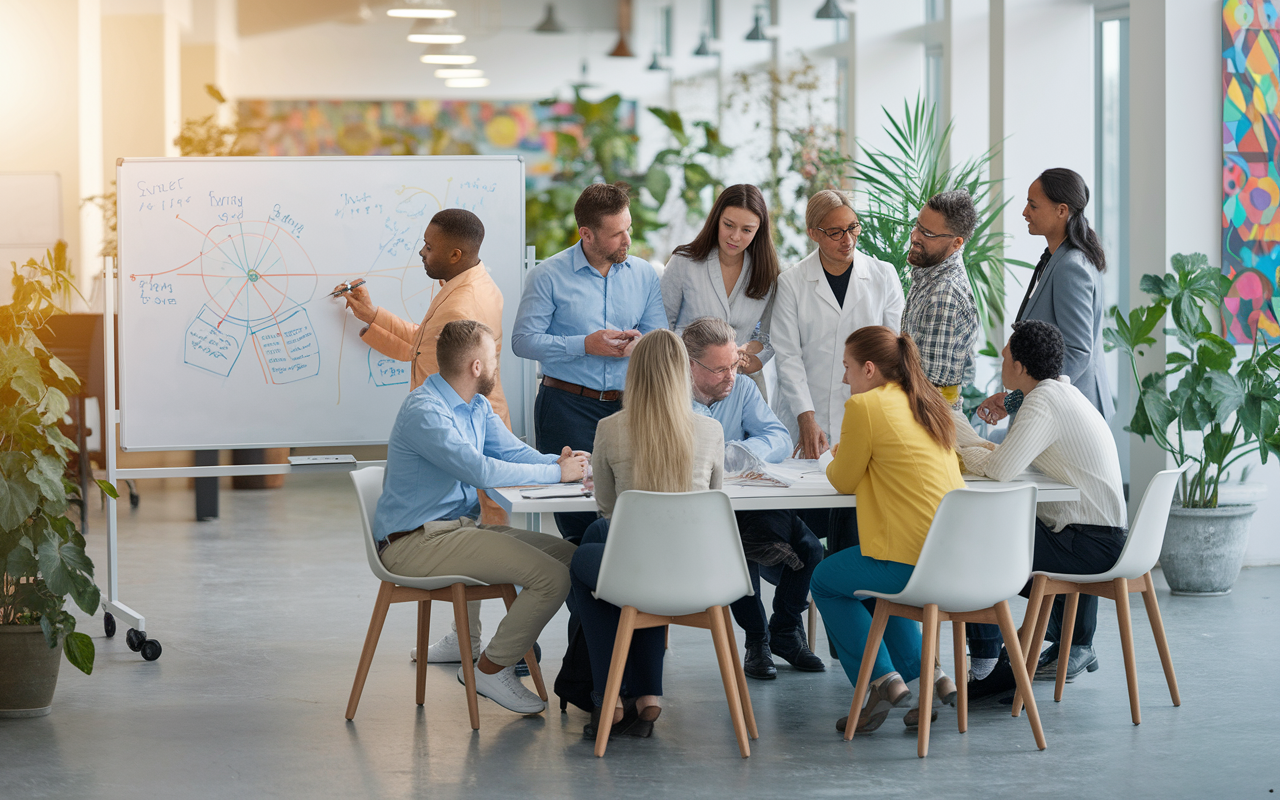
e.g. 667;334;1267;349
811;326;965;735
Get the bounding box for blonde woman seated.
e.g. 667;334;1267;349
811;327;963;734
568;329;725;740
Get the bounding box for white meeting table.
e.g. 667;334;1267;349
490;471;1080;532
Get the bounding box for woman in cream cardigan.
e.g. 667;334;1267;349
567;329;724;739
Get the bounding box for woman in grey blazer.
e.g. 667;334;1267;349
661;184;780;393
977;168;1113;424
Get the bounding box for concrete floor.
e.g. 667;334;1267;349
2;472;1277;799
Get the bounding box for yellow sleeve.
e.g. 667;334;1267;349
826;395;873;494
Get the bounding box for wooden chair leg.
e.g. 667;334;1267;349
498;585;548;701
1141;572;1180;706
807;596;818;653
720;606;758;739
995;601;1046;750
346;581;394;720
952;620;967;734
1113;576;1141;725
1014;591;1056;717
709;606;752;758
1055;593;1080;703
917;604;938;759
416;599;431;706
596;606;638;757
452;583;481;731
845;601;891;742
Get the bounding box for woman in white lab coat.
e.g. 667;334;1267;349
771;190;905;459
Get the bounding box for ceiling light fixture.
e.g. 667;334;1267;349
408;19;465;44
693;32;712;56
434;68;484;78
647;52;664;70
419;44;477;64
445;77;490;88
387;0;456;19
534;3;564;33
745;13;767;41
815;0;846;19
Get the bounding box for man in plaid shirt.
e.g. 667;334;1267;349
902;190;980;407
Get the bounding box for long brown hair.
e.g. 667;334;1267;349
623;329;696;492
844;327;955;448
671;184;779;300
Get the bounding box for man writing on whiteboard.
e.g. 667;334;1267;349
510;183;667;543
334;208;510;665
375;319;586;716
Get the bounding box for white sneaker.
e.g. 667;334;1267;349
459;664;546;715
409;631;481;663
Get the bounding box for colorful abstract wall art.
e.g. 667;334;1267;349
1223;0;1280;343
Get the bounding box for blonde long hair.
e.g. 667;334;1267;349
624;329;696;493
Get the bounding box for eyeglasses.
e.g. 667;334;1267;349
691;356;737;377
813;222;862;241
912;221;957;240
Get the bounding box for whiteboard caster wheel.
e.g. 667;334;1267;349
126;628;146;652
104;613;116;638
140;639;163;661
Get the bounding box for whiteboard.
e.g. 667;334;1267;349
116;156;526;451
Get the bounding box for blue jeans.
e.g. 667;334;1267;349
568;518;666;705
967;519;1128;659
534;384;619;543
810;546;921;688
728;510;824;644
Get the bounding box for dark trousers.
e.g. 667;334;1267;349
968;519;1127;659
728;510;824;644
798;507;860;556
568;518;665;704
534;384;621;543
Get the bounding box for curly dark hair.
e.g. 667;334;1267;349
1008;319;1064;381
925;190;977;240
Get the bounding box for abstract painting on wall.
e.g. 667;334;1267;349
1223;0;1280;343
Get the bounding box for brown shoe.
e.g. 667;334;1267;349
903;706;939;730
836;678;911;735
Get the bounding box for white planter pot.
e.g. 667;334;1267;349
1159;503;1256;596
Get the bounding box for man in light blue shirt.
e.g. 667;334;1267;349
377;320;587;716
682;317;826;679
512;183;666;541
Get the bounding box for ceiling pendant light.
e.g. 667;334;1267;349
647;52;664;70
745;14;767;41
434;68;484;78
408;18;466;44
693;32;712;56
534;3;564;33
608;34;634;58
387;0;456;19
420;44;477;65
815;0;846;19
445;77;490;88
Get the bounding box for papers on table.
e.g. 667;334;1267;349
725;457;828;488
519;485;592;499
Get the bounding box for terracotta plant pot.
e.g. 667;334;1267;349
0;625;63;718
1159;504;1256;596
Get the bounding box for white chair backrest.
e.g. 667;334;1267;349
889;485;1038;613
350;466;398;584
594;490;754;617
1106;464;1192;580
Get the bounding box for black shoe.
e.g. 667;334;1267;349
514;642;542;678
769;628;826;672
583;701;636;740
966;649;1017;703
743;639;777;680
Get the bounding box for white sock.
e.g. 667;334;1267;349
971;657;998;680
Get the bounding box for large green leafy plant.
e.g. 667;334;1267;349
1;243;113;674
1105;252;1280;508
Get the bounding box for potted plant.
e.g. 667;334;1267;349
1;243;112;716
1105;252;1280;595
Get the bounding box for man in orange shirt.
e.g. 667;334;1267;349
335;207;510;664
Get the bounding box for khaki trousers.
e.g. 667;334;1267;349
380;518;575;667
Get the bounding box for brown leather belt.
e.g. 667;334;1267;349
377;527;418;554
542;376;623;402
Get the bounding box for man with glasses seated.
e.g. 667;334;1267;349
681;317;826;680
770;190;905;557
902;191;981;409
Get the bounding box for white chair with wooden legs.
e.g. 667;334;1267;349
1012;465;1189;725
344;467;547;729
591;490;759;758
845;485;1046;758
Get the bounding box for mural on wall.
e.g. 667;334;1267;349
1223;0;1280;343
237;98;633;190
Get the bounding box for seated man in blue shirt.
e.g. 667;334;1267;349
376;319;588;715
511;182;667;543
681;317;826;680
